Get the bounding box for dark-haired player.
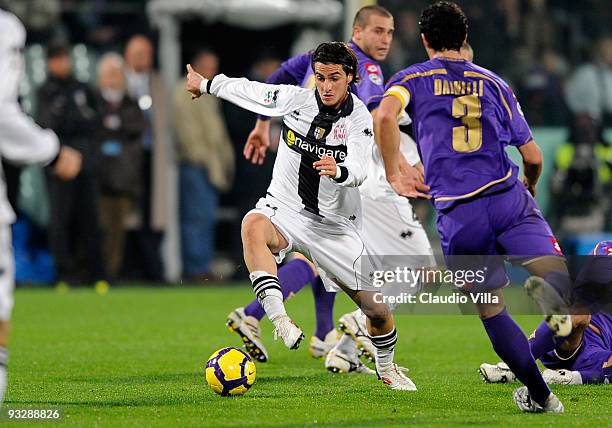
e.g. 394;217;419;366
187;42;416;390
375;1;571;411
226;5;434;375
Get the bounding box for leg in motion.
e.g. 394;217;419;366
241;213;304;349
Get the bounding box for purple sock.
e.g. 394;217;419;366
243;259;315;320
529;320;563;360
312;276;336;340
482;309;551;406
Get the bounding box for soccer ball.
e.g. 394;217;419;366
205;347;256;396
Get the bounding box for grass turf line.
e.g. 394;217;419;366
3;285;611;427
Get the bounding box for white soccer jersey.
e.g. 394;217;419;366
360;131;421;204
0;10;60;225
209;74;373;225
0;9;25;105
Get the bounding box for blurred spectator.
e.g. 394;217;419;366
60;0;150;51
95;53;145;281
461;1;513;71
565;37;612;127
37;41;105;284
549;114;611;233
123;35;167;282
522;0;558;58
517;49;570;125
385;9;427;77
174;51;234;281
0;0;61;43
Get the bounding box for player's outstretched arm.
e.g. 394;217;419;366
0;104;60;165
185;64;302;118
0;105;82;181
374;96;430;199
518;140;542;197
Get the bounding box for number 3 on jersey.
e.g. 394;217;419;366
452;94;482;153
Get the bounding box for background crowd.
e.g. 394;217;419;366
2;0;611;285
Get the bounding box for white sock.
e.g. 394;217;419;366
250;271;286;322
0;347;7;406
370;328;397;372
335;333;357;355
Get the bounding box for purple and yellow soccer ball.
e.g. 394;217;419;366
205;347;256;396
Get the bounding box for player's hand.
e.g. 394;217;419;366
399;154;424;183
388;173;431;199
53;146;82;181
244;120;271;165
313;156;337;178
185;64;204;99
523;176;537;197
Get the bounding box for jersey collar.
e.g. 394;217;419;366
314;89;354;118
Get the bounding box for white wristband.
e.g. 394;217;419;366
199;78;210;95
334;167;341;179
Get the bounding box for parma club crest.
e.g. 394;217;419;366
314;126;326;140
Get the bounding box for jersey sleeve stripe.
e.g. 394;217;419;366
384;86;410;110
400;68;448;82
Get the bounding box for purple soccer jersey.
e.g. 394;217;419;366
265;41;384;112
384;58;532;210
538;243;612;383
540;313;612;384
383;58;561;261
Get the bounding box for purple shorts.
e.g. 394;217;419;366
436;182;563;290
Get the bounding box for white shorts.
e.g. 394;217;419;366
245;195;373;292
0;225;15;321
361;195;435;298
361;195;433;258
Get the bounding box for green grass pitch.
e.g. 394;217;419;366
3;285;611;427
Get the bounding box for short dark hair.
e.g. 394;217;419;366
353;5;393;29
311;42;359;83
47;41;70;59
419;1;468;52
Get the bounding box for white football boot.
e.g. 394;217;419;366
479;362;517;383
513;387;564;413
308;330;341;359
325;348;375;375
377;364;417;391
272;315;305;350
226;307;269;362
338;309;376;362
524;276;572;337
542;369;582;385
